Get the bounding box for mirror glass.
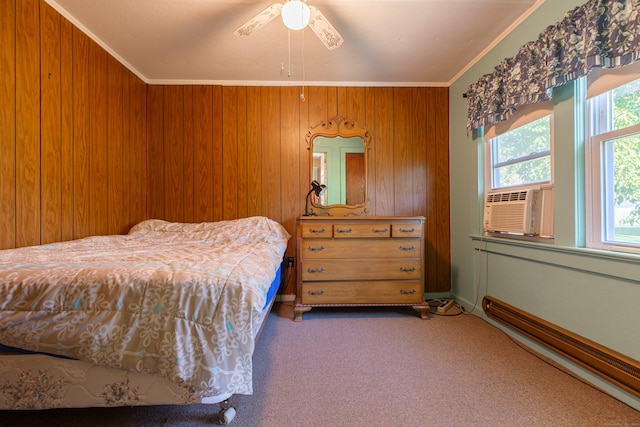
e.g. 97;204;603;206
312;136;365;206
307;117;371;215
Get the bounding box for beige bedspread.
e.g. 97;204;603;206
0;216;290;397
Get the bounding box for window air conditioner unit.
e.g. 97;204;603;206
483;189;542;235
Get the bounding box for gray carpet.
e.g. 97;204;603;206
1;302;639;426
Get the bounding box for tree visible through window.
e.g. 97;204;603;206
488;115;552;190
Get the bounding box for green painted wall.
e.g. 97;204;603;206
449;0;640;410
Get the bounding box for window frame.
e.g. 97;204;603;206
586;90;640;254
484;114;555;194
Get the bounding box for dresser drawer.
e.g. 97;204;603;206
301;259;422;281
301;238;421;259
391;222;423;238
301;222;333;238
301;281;424;304
333;222;390;238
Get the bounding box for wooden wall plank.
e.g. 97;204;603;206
118;60;131;233
393;88;413;216
163;86;184;222
236;87;248;219
129;73;146;227
281;86;300;294
182;86;194;223
15;0;41;247
212;86;223;222
373;88;394;216
40;1;62;244
280;86;300;235
72;27;90;238
307;86;328;126
411;88;428;217
336;87;348;118
60;18;74;241
88;40;108;236
147;85;164;220
0;0;17;249
222;86;238;220
365;88;377;216
193;85;214;222
261;87;281;221
107;56;125;234
246;86;262;217
327;86;338;118
298;86;310;221
346;87;366;126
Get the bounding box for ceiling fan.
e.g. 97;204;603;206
234;1;344;50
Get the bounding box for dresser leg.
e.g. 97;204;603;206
412;303;431;319
293;305;312;322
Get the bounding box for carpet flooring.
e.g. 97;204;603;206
1;302;639;426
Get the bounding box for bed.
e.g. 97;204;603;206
0;216;290;424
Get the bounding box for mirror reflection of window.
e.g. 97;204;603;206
312;152;327;205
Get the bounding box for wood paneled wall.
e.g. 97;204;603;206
3;1;450;293
147;86;450;293
0;0;147;249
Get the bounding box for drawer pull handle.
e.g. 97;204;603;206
399;267;416;273
308;227;327;234
400;289;416;295
398;227;415;233
308;246;325;252
307;290;325;296
398;245;415;251
335;228;352;233
371;227;388;233
307;267;325;274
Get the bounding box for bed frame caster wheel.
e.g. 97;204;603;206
214;406;236;425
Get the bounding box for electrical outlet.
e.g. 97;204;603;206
286;256;294;268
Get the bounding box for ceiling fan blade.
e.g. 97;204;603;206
234;3;283;37
308;6;343;50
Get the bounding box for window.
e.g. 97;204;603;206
587;78;640;254
483;110;555;238
486;114;553;191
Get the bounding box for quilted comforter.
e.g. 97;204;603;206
0;216;290;397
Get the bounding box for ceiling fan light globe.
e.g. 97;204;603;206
281;1;310;30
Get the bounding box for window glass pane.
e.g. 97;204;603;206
489;115;552;189
494;156;551;188
603;134;640;245
612;79;640;131
494;116;551;163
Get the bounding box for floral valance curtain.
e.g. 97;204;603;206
466;0;640;132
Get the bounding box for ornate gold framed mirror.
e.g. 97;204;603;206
305;116;371;216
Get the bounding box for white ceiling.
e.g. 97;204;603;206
45;0;545;86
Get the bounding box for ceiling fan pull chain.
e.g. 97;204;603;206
301;25;306;101
288;29;292;78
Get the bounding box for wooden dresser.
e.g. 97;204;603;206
294;216;428;321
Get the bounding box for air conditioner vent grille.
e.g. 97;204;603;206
486;191;528;203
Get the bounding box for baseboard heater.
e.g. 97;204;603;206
483;296;640;399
